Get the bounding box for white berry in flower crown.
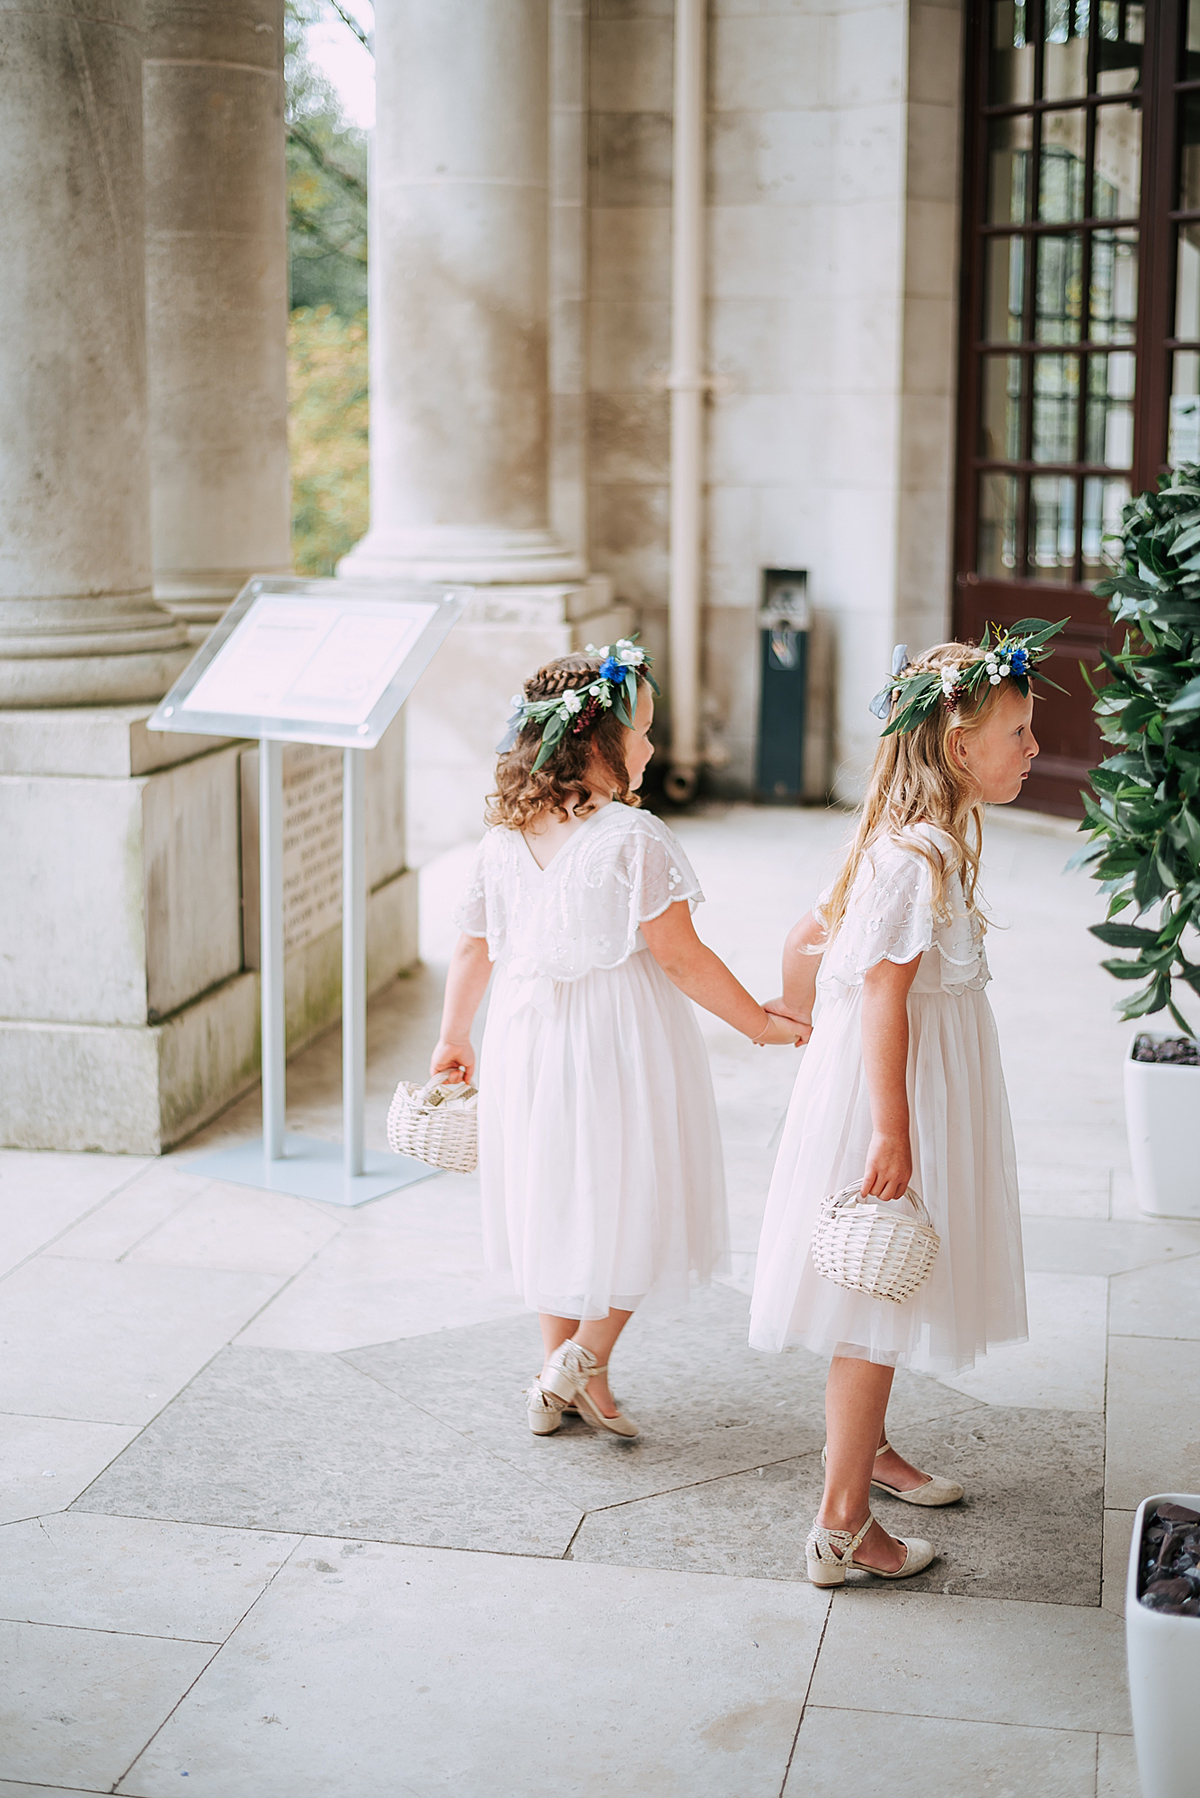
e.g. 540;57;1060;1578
869;619;1068;737
496;637;660;771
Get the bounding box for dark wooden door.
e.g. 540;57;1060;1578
955;0;1197;815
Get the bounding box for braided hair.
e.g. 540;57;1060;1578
486;652;648;830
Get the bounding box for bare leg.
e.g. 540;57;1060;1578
818;1356;906;1573
873;1429;935;1494
539;1314;578;1361
536;1308;634;1417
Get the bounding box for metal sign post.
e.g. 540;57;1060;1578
147;577;466;1207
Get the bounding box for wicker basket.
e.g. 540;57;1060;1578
386;1076;479;1174
810;1181;939;1305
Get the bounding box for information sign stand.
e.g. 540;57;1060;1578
148;576;466;1206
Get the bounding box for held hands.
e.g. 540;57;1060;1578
430;1038;475;1084
763;998;813;1045
861;1130;913;1203
752;1008;808;1047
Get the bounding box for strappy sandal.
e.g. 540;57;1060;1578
540;1340;639;1439
526;1381;568;1435
805;1511;936;1587
821;1439;965;1507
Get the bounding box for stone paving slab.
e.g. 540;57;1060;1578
1097;1732;1141;1798
568;1406;1104;1606
1105;1334;1200;1509
115;1543;831;1798
0;1514;299;1641
0;1151;150;1280
783;1707;1102;1798
1109;1252;1200;1340
0;1415;139;1526
0;1782;107;1797
1021;1215;1200;1277
75;1347;581;1556
809;1590;1132;1734
0;1618;214;1792
0;1257;283;1427
346;1282;987;1512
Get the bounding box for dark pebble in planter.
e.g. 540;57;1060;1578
1132;1035;1200;1067
1138;1505;1200;1614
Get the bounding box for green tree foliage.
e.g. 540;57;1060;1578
1073;465;1200;1035
289;307;368;576
284;1;370;574
285;0;368;317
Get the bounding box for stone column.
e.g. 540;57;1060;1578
340;0;583;583
143;0;292;635
0;0;189;706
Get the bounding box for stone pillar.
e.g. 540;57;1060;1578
0;0;189;706
346;0;629;861
341;0;582;584
143;0;292;636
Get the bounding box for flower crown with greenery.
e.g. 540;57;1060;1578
498;638;660;773
868;618;1067;738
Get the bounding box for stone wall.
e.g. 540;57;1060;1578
582;0;963;802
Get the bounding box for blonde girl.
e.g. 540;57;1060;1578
432;644;798;1439
751;623;1063;1585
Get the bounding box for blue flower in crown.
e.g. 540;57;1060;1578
1010;646;1030;677
495;634;659;771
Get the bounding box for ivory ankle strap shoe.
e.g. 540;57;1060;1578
526;1382;568;1435
541;1340;639;1438
805;1512;936;1587
820;1440;965;1507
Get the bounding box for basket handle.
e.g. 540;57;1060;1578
829;1180;931;1227
418;1075;477;1106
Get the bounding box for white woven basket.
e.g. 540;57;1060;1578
810;1181;939;1305
386;1076;479;1174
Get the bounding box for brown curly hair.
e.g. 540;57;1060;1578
486;652;648;830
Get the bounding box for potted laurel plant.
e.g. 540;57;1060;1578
1072;464;1200;1219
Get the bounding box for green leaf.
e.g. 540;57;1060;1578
1120;978;1169;1019
1166;673;1200;716
1089;921;1161;948
1101;957;1154;979
1134;852;1166;910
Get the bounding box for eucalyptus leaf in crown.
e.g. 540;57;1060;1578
869;619;1067;739
1070;464;1200;1036
497;637;660;774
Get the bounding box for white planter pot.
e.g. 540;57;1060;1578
1124;1036;1200;1219
1126;1493;1200;1798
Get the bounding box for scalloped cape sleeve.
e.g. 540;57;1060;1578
623;814;704;929
452;839;490;939
824;842;935;983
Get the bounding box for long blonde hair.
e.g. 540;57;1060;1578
820;640;1011;941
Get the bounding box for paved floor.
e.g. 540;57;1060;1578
2;803;1192;1796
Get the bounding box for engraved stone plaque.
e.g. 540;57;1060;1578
281;746;343;954
240;745;348;966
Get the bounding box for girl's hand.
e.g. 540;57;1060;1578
861;1131;912;1202
764;996;812;1043
754;1012;806;1047
430;1038;475;1083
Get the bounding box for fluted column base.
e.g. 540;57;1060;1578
338;524;585;587
154;567;293;642
0;596;191;706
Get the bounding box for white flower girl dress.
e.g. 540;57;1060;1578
749;825;1027;1375
456;802;727;1319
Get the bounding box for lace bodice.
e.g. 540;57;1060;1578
818;826;989;996
455;804;703;982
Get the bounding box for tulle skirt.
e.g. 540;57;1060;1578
478;949;728;1319
749;984;1027;1375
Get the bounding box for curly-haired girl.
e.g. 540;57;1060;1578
752;623;1062;1587
431;643;799;1439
